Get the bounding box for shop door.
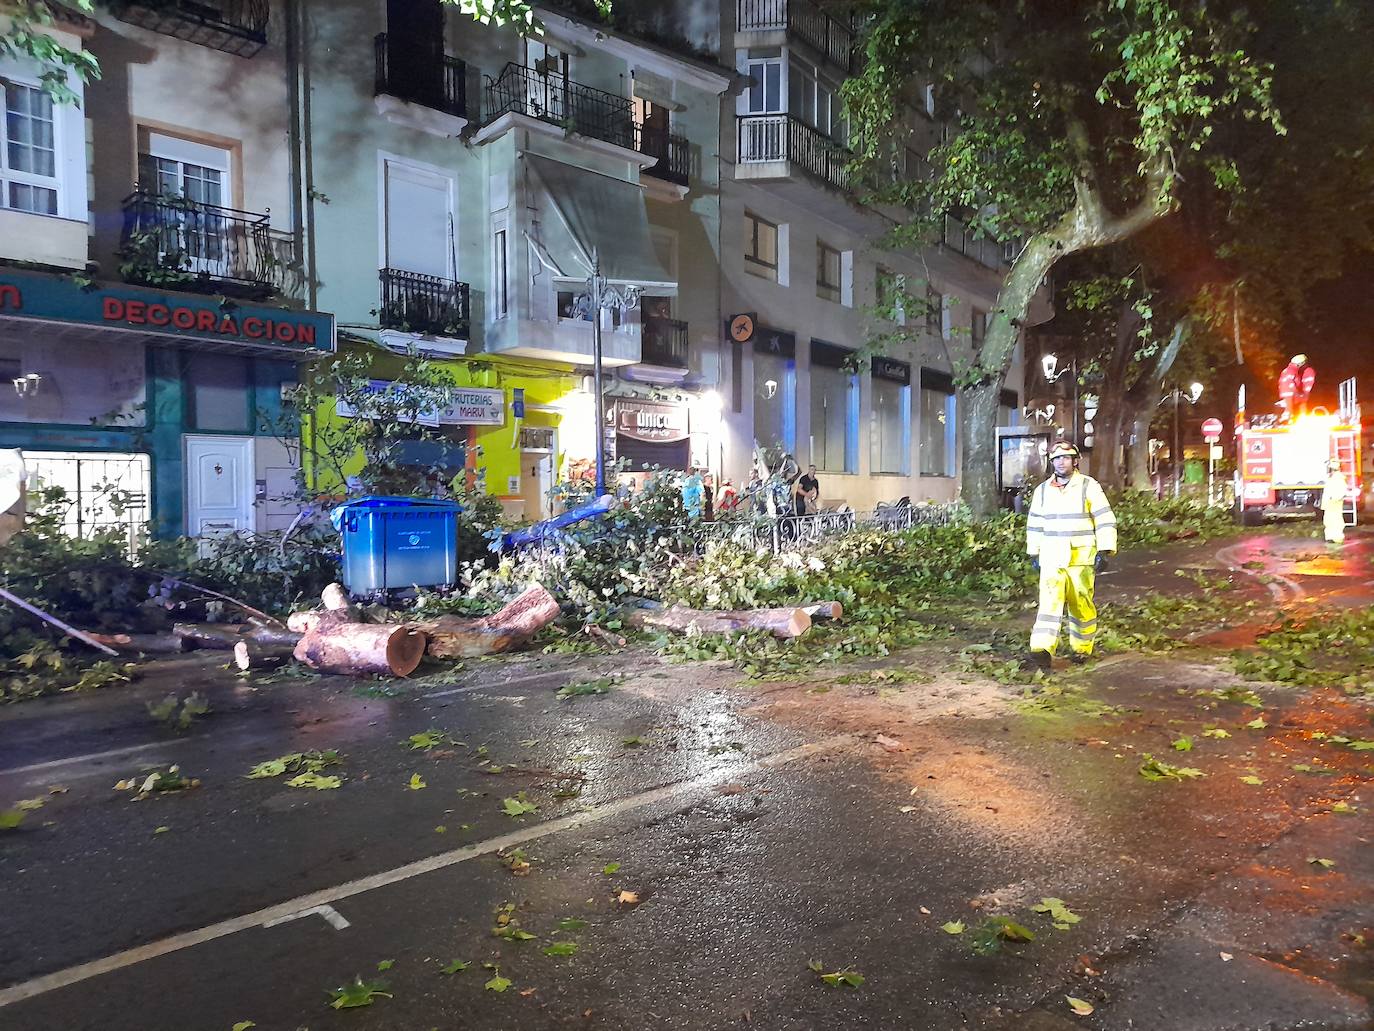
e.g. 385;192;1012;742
520;451;554;521
185;435;255;544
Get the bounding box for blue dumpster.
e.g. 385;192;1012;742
330;496;460;595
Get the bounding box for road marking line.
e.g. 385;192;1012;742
0;741;184;778
0;733;854;1009
0;670;574;778
262;904;351;932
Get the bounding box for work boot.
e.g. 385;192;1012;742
1068;651;1092;665
1027;650;1053;672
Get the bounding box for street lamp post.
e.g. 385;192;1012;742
572;250;641;497
1041;352;1077;443
1161;381;1204;497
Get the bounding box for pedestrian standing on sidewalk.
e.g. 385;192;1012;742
1321;458;1348;545
1025;440;1117;669
795;465;820;516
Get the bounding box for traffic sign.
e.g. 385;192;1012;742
1201;417;1223;442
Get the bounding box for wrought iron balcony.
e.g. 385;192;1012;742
736;0;856;71
111;0;268;58
374;34;466;117
635;124;690;186
941;214;1006;271
641;316;689;369
379;268;470;339
737;114;851;193
483;62;636;152
120;191;295;299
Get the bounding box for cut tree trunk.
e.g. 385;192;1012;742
233;640;296;671
801;601;843;622
321;582;355;614
415;584;562;659
634;604;811;639
293;623;428;677
287;609;356;635
84;632;191;654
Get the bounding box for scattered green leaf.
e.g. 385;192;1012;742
941;921;966;935
328;978;392;1010
543;941;579;956
439;959;468;975
407;773;427;791
602;862;621;875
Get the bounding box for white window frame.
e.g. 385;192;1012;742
0;58;87;221
377;151;458;280
744;211;779;281
492;212;509;320
816;240;841;303
145;132;233;200
744;57;783;114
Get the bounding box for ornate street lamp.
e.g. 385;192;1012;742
571;250;641;495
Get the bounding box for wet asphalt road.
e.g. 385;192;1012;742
2;528;1373;1031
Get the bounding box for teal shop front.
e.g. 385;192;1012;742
0;269;335;541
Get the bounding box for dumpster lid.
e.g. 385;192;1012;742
330;495;461;531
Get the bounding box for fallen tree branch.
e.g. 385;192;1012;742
413;584;562;659
632;604;812;639
0;586;119;656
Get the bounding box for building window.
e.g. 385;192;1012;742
745;58;782;114
2;80;58;215
788;60;845;142
926;286;944;337
972;307;987;348
920;368;956;477
744;211;779;281
816;242;841;303
754;346;795;452
186;353;251;432
810;349;855;473
493;228;508;319
877;267;905;325
871;372;910;474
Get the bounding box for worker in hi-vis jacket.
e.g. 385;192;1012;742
1321;458;1348;545
1025;441;1117;669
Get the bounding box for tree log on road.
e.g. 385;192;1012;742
414;584;562;659
233;639;297;671
85;632;192;654
293;623;428;677
633;604;812;639
173;623;303;651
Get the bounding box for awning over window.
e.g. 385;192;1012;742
525;155;675;289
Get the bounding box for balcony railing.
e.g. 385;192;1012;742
483;62;635;151
120;191;294;299
379;268;470;339
941;214;1005;271
736;0;855;71
636;125;690;186
737;114;851;192
641;316;689;368
374;33;466;117
112;0;268;58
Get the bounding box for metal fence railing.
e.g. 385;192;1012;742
379;268;471;339
636;124;690;185
736;0;855;71
483;63;636;151
374;33;466;117
737;114;850;192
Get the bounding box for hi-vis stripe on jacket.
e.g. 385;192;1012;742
1026;472;1117;567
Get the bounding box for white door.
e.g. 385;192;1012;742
185;435;255;543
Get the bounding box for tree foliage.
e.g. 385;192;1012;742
846;0;1283;516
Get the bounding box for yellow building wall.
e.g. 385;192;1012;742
301;342;581;514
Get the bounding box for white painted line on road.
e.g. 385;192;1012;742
0;733;856;1009
262;904;351;932
0;741;184;778
0;670;575;779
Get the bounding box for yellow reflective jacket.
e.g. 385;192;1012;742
1321;472;1348;512
1026;472;1117;566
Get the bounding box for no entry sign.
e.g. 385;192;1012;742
1202;417;1223;442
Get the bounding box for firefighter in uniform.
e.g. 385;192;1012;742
1321;458;1348;545
1026;441;1117;668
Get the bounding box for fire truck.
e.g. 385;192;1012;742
1235;371;1361;526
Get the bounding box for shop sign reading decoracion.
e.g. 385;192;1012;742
614;398;689;443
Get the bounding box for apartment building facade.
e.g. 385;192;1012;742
714;0;1044;509
0;0;335;543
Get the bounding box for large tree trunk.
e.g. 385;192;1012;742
960;238;1059;518
1122;317;1190;491
1127;411;1155;490
1086;302;1143;490
959;147;1172;517
413;584;562;659
293;623;428;677
632;604;812;639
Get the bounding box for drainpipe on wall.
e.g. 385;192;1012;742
284;0;319;490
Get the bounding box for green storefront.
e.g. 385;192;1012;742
0;268;334;541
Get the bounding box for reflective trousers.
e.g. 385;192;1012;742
1031;558;1097;656
1324;508;1345;544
